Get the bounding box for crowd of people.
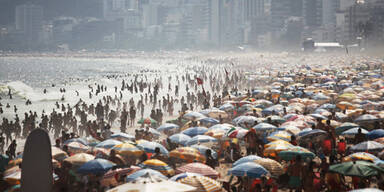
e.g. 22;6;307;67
1;53;384;192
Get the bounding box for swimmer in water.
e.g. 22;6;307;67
43;89;47;94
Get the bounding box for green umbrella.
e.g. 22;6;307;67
278;146;315;161
137;117;157;125
329;161;384;177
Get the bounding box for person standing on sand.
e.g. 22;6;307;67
288;155;304;192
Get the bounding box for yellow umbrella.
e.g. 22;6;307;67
140;159;175;176
254;158;284;177
263;144;293;158
343;152;378;162
63;153;95;166
264;140;292;148
338;93;356;101
112;142;143;157
170;147;206;163
337;101;356;110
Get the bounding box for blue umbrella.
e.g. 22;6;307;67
190;145;218;159
110;132;135;141
137;141;169;155
351;141;384;152
125;169;167;182
169;133;191;146
63;138;88;146
157;123;180;132
137;128;161;136
297;129;327;141
336;122;359;135
368;129;384;140
199;117;219;126
233;155;262;167
319;103;336;110
169;172;202;181
185;135;218;146
182;127;208;137
77;159;115;175
262;105;284;115
228;162;269;178
95;139;123;149
183;111;206;121
219;103;235;112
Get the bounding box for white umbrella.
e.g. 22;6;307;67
107;173;196;192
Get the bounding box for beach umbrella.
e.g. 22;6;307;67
186;135;218;146
208;124;232;131
63;153;95;166
169;147;206;162
341;128;368;137
279;125;301;135
169;133;192;146
126;169;167;182
337;101;356;110
182;127;208;137
95;139;123;149
233;155;262;167
51;146;69;161
264;115;286;124
137;140;169;155
65;141;89;154
138;117;157;125
178;175;222;192
297;129;327;141
336;122;360;135
254;158;284;177
207;109;228;119
232;116;258;127
157;123;180;132
183;111;206;121
112;142;143;157
355;114;379;123
264;140;292;148
349;189;384;192
343;152;379;162
199;117;220;126
108;174;196;192
329;161;384;177
102;166;141;187
267;131;291;142
219;103;235;112
309;113;328;120
63;138;88;146
176;162;219;179
368;129;384;140
319;103;336;110
224;127;248;139
263;143;294;158
350;141;384;153
77;159;115;175
278;146;315;161
137;128;161;137
253;123;277;132
262;105;284;115
110;132;135;141
190;145;218;159
205;128;226;139
228;162;269;178
3;166;21;185
170;172;202;181
86;147;111;159
139;159;174;176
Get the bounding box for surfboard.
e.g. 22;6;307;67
21;129;53;192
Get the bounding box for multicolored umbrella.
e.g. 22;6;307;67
182;127;208;137
138;117;157;125
139;159;174;176
169;147;206;162
224;127;248;139
264;143;294;158
95;139;123;149
112;142;143;157
126;168;167;182
185;135;218;146
228;162;269;178
63;153;95;167
77;159;116;175
254;158;284;177
329;161;384;177
233;155;262;167
170;172;202;181
190;145;218;159
178;175;223;192
278;146;316;161
267;131;291;142
176;163;219;179
253;123;277;132
343;152;379;162
137;140;169;155
169;133;192;146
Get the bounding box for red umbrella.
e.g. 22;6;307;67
176;162;219;179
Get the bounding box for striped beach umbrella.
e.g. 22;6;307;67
178;175;223;192
176;163;219;179
233;155;263;167
126;168;167;182
110;132;135;141
169;133;191;146
254;158;284;177
137;140;169;155
140;159;174;176
63;153;95;167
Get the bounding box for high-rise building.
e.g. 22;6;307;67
208;0;223;46
15;3;44;48
303;0;322;27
